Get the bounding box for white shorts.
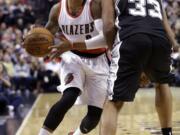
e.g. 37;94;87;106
57;51;109;108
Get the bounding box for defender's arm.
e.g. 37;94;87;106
161;1;179;51
101;0;116;50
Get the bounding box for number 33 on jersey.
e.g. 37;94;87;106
115;0;166;40
128;0;162;19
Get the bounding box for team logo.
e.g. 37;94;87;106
65;73;74;85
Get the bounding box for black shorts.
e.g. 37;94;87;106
108;33;174;102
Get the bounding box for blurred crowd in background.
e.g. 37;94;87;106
0;0;60;116
0;0;180;116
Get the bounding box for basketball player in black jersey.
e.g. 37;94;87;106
100;0;179;135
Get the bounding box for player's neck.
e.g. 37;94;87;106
67;0;84;10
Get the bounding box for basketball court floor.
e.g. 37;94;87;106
16;88;180;135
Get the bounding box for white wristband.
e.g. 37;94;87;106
85;19;107;49
94;19;103;32
85;32;107;49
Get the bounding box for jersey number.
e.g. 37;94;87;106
128;0;162;19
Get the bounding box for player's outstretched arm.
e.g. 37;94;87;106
101;0;116;50
161;1;179;51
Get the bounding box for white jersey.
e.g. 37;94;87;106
56;0;109;108
58;0;99;43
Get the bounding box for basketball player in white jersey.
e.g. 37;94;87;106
38;0;109;135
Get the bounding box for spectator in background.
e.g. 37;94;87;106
0;62;11;115
29;0;58;24
0;62;23;114
2;47;15;77
0;0;35;29
12;55;33;91
0;46;3;61
164;0;178;26
0;96;8;115
0;62;11;92
37;59;60;93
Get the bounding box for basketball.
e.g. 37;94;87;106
24;27;54;57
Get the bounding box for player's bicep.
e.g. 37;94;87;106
45;4;60;35
46;21;59;35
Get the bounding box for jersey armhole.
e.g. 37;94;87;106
89;0;95;19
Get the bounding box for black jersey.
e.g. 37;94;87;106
115;0;168;40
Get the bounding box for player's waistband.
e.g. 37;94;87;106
71;48;106;58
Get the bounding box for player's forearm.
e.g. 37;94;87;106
72;42;87;50
101;0;116;49
103;23;116;50
162;10;178;48
163;20;177;47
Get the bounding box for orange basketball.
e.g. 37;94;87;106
24;27;54;57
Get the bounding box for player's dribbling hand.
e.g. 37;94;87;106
48;40;73;60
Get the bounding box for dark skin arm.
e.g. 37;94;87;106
45;3;60;35
101;0;116;50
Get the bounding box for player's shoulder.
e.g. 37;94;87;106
52;2;61;11
48;2;61;21
50;2;61;15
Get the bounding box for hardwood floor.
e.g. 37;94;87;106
16;88;180;135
